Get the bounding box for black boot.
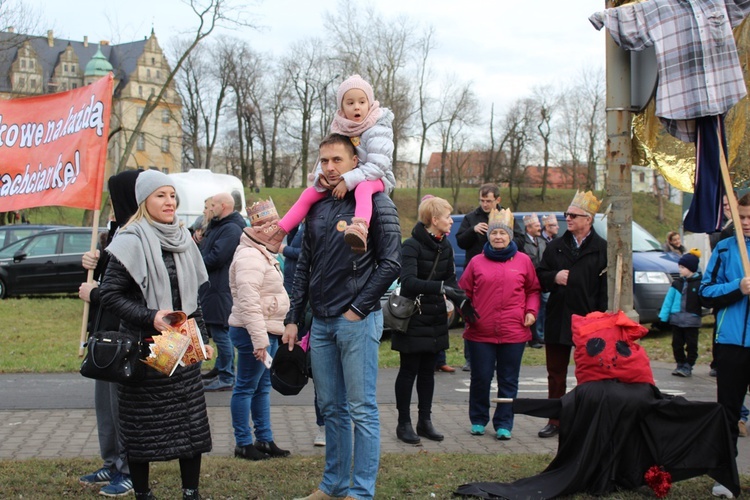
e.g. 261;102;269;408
255;440;291;458
135;492;155;500
234;444;270;461
183;488;200;500
396;422;421;444
416;419;444;441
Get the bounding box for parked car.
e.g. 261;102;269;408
0;227;101;298
0;224;65;249
447;213;679;324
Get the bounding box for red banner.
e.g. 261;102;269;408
0;74;113;212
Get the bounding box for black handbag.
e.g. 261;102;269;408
80;330;143;383
383;251;441;333
80;302;144;383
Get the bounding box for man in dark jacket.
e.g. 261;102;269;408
456;183;503;267
200;192;246;391
282;134;401;500
515;213;546;349
535;192;607;439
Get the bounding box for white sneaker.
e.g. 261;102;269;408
314;425;326;447
712;482;734;498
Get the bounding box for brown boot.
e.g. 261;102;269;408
246;221;286;254
344;217;368;254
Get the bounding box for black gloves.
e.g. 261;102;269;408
459;299;480;323
443;285;480;323
443;285;467;305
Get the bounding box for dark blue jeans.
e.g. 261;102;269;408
466;340;525;431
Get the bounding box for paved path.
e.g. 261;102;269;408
1;362;748;475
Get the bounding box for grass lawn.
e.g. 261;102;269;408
0;454;736;499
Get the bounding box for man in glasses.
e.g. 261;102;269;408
535;191;607;439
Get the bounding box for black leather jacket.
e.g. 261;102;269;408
285;191;401;324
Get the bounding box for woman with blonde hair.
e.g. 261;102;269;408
392;196;476;444
100;169;213;500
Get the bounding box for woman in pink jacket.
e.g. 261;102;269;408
459;208;540;441
228;220;291;461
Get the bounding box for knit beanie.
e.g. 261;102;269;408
678;251;700;273
135;169;176;205
336;74;375;109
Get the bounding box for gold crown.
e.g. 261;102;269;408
570;190;602;216
246;198;278;227
541;214;556;225
522;213;539;226
488;208;514;232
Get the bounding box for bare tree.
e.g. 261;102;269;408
531;84;557;201
112;0;254;174
437;78;479;188
485;103;504;183
284;38;326;187
499;98;536;211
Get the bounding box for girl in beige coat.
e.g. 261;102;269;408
227;229;291;460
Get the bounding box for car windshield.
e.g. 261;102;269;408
592;217;662;252
0;239;26;258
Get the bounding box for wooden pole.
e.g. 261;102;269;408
613;253;623;312
716;128;750;276
78;209;101;356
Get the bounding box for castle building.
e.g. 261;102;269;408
0;29;182;179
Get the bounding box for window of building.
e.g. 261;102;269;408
72;82;77;89
137;133;145;151
156;70;161;79
29;78;36;88
151;57;155;65
61;82;67;90
161;136;169;153
71;64;76;72
146;68;151;79
639;173;645;183
138;85;143;97
161;109;169;123
29;60;34;69
18;77;25;87
64;63;68;72
20;59;25;69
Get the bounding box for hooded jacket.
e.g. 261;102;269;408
701;236;750;346
459;248;541;344
228;232;290;349
198;210;245;326
658;272;703;327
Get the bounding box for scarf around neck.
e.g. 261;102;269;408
330;101;383;137
106;218;208;316
483;240;518;262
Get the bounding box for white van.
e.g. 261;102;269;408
169;169;246;227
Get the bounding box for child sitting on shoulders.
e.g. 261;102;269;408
658;248;703;378
250;74;395;254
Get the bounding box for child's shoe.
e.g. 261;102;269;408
671;363;684;376
247;222;286;254
344;217;369;254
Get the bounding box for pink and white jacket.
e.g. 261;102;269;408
459;251;541;344
228;232;290;349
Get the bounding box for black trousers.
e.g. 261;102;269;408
395;351;437;423
129;454;202;493
716;344;750;449
671;325;699;366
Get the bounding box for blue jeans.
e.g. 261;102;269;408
209;324;235;384
536;292;549;341
311;311;381;499
467;340;526;431
228;327;278;446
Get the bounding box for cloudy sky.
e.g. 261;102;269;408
26;0;607;112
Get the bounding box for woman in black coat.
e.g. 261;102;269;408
99;170;213;500
392;197;467;444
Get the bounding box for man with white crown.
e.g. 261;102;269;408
535;191;608;439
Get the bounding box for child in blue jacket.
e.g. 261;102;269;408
658;249;703;377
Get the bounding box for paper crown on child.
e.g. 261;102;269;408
570;190;602;216
523;213;539;227
487;208;514;237
246;198;278;227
